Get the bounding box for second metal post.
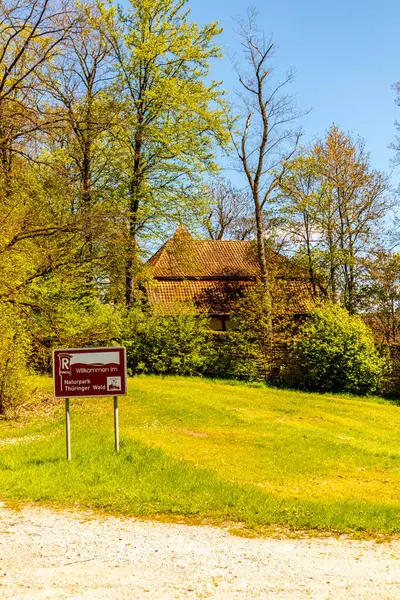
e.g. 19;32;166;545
114;396;119;452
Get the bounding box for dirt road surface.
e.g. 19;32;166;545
0;503;399;599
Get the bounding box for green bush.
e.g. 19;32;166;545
122;305;211;377
201;332;237;380
295;304;388;395
0;304;31;416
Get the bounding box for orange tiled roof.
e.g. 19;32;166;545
145;278;316;316
145;225;316;315
147;224;295;280
146;279;252;315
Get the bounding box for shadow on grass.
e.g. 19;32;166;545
380;391;400;406
25;457;63;466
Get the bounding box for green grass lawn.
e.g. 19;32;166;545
1;375;400;536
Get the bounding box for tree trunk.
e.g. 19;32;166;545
303;210;317;295
81;139;93;248
254;201;268;290
125;195;139;307
125;130;143;306
327;220;336;299
254;197;273;371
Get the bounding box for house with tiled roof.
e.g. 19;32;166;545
145;224;316;330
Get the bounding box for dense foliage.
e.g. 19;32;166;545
295;305;388;395
0;0;228;314
225;282;273;381
122;306;212;377
0;0;398;406
0;305;31;416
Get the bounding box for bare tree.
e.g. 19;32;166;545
231;8;304;292
390;80;400;168
204;178;255;240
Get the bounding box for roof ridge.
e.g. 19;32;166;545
174;223;193;238
189;237;253;240
146;224;193;268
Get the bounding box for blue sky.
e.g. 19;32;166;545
189;0;400;182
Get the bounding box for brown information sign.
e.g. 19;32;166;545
53;347;127;398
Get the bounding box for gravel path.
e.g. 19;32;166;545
0;503;400;599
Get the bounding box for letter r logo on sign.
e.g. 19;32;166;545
59;354;71;375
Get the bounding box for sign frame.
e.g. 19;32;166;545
53;346;127;459
52;346;127;399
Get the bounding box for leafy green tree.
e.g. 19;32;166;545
313;126;388;312
38;2;127;297
280;127;389;312
0;0;78;186
101;0;229;304
279;152;326;295
30;288;125;372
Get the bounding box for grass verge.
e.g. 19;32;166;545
0;375;400;536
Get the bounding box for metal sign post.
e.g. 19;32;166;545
52;347;127;460
114;396;119;452
65;398;71;460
